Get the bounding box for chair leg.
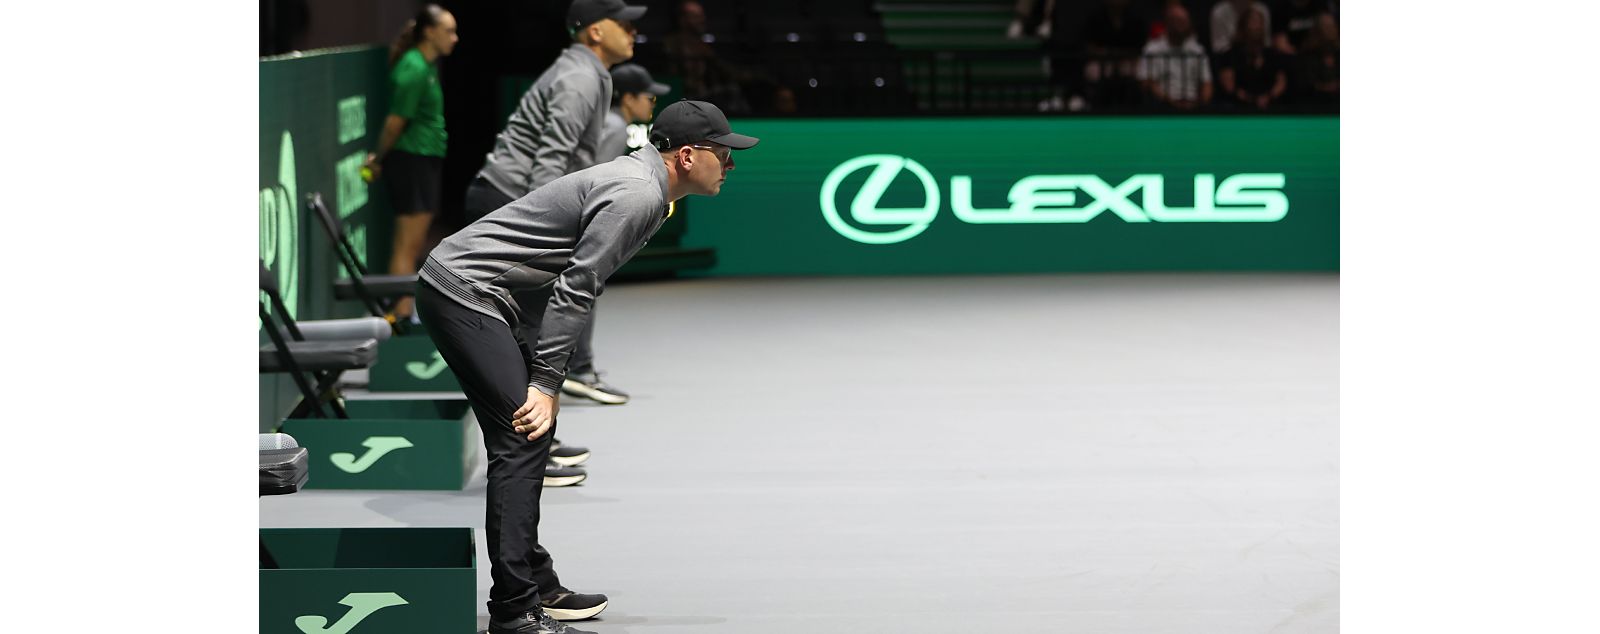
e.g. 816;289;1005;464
286;390;326;419
311;370;350;419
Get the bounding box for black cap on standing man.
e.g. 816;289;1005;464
567;0;648;35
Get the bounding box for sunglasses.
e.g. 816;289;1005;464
690;144;731;164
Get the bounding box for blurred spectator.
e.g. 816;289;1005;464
1138;5;1212;110
1210;0;1271;54
260;0;309;56
662;0;751;114
1292;12;1338;105
1035;0;1081;111
1003;0;1069;111
1148;0;1206;42
1272;0;1331;54
772;86;798;115
1082;0;1148;109
1027;0;1113;111
1007;0;1042;40
1216;7;1286;110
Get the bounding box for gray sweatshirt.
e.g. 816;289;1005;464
421;146;670;395
597;109;630;164
478;44;613;199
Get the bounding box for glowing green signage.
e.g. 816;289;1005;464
336;150;369;219
259;131;300;317
683;116;1336;275
821;154;1289;245
337;96;367;145
819;154;940;245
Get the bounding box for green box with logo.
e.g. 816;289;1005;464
366;334;462;393
260;527;476;634
279;399;477;490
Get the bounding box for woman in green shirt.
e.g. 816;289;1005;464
364;4;457;321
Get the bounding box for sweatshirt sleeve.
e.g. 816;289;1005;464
525;180;659;394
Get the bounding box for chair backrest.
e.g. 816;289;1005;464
259;259;303;341
306;192;388;318
259;259;280;296
308;192;369;277
307;193;348;255
259;259;326;418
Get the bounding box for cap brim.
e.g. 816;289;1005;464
708;132;760;150
615;6;647;21
647;82;671;96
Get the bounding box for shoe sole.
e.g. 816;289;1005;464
550;452;590;467
543;600;609;621
543;473;587;487
561;381;629;405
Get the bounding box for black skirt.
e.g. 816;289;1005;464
382;150;444;215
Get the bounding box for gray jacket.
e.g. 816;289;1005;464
421;147;670;395
478;44;613;198
597;109;630;164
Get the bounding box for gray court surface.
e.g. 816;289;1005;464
261;274;1339;633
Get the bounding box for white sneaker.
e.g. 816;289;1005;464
561;373;630;405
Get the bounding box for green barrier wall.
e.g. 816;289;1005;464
260;55;1337;427
260;46;392;431
680;116;1338;275
260;528;476;634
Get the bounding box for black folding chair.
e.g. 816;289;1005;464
307;192;417;326
258;259;384;418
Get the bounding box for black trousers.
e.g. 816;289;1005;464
415;280;563;620
462;175;516;225
463;176;599;376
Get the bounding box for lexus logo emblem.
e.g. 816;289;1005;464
819;154;1290;245
818;154;940;245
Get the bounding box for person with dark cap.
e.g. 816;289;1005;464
462;0;648;223
459;0;648;486
596;64;670;165
555;63;672;406
416;100;758;634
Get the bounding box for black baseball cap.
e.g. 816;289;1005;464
567;0;647;34
611;64;670;96
649;100;760;150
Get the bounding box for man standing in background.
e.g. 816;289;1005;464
1211;0;1272;54
455;0;649;481
1138;4;1212;110
462;0;644;222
